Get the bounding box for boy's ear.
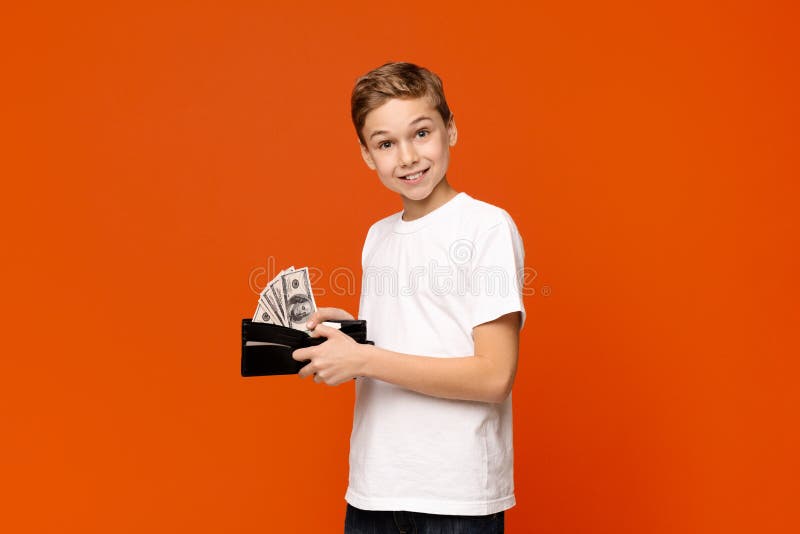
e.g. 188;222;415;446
360;142;376;170
447;115;458;146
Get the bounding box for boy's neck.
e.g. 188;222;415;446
401;179;459;222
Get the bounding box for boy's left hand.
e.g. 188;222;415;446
292;323;365;386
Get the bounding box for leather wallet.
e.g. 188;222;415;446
241;318;374;377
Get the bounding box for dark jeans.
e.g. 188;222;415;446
344;503;504;534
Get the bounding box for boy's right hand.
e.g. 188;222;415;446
306;307;355;330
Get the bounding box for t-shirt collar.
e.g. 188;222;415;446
392;192;469;234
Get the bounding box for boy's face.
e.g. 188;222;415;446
359;97;457;203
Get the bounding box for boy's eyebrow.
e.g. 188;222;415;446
368;116;434;140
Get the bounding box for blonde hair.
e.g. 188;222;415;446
351;62;452;146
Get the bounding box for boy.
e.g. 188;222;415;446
292;62;526;533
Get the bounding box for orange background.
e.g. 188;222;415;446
2;1;797;532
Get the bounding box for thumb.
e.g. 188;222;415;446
305;309;329;329
308;322;340;339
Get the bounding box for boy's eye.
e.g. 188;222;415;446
378;141;392;150
417;129;430;138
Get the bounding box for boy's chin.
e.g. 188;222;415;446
381;180;428;199
394;184;433;201
381;174;446;203
400;190;433;202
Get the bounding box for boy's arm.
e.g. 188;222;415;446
293;311;520;402
359;311;521;404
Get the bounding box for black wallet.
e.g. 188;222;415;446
240;318;374;377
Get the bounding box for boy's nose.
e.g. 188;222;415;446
398;143;418;167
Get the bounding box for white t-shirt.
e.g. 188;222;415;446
345;191;526;516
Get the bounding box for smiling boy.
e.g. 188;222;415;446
292;62;526;533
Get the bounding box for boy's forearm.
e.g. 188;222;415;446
357;344;507;404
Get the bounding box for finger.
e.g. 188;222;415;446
308;323;340;339
306;307;353;329
298;361;314;379
306;307;332;329
292;347;312;361
305;313;320;330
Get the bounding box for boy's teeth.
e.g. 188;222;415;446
403;170;424;180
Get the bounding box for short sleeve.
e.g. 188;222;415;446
468;215;526;330
358;223;377;321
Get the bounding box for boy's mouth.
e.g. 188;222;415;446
398;168;429;183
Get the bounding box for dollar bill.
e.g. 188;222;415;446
268;270;289;324
258;267;296;326
261;294;284;325
280;267;317;330
257;280;282;325
252;265;320;331
253;299;278;324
